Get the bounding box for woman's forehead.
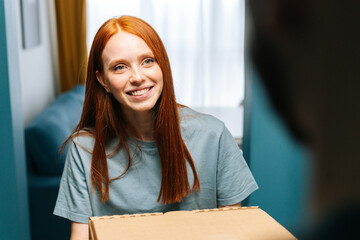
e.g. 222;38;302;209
102;31;154;64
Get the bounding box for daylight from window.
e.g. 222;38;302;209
87;0;245;107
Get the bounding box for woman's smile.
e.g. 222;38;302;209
127;87;152;96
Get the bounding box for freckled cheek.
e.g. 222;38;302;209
107;76;128;92
155;72;163;83
143;67;163;81
155;73;164;85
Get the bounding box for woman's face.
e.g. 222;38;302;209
97;30;163;116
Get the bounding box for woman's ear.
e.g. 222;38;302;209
96;70;111;93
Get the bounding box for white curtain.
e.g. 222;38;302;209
87;0;245;107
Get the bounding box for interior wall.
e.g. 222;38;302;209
16;0;58;126
0;0;30;238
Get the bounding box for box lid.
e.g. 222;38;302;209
89;207;296;240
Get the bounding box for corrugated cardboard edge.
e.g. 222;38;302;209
89;219;96;240
90;206;258;221
90;211;164;221
193;206;259;213
89;212;163;240
89;206;260;239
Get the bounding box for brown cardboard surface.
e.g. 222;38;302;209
89;207;297;240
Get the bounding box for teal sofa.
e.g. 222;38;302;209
25;85;85;240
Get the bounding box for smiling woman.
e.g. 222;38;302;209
53;15;258;240
96;30;164;116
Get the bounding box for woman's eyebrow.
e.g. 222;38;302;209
138;51;155;60
108;58;126;68
107;51;155;67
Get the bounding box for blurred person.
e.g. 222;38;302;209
249;0;360;238
53;15;258;239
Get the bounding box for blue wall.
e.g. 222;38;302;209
244;70;310;236
0;0;30;239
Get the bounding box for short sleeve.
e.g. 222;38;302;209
216;125;258;206
53;141;93;223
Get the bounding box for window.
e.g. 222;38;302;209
87;0;245;108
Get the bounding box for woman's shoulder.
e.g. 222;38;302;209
178;106;225;134
70;129;120;154
70;129;96;151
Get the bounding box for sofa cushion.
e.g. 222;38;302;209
25;85;85;176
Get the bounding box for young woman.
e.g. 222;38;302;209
54;15;258;239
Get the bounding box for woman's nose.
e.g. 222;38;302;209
129;67;144;84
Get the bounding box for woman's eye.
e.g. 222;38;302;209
114;65;125;71
143;58;155;65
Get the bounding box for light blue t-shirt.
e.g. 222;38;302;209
54;107;258;223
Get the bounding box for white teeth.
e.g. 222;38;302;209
129;88;150;96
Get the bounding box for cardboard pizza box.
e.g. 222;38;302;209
89;206;297;240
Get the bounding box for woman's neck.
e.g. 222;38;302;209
123;109;156;142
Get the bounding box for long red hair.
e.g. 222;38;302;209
67;15;200;204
